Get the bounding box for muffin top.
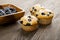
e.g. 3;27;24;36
34;9;54;19
30;4;45;15
20;15;38;26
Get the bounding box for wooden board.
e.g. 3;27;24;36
0;0;60;40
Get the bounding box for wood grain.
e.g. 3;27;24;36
0;0;60;40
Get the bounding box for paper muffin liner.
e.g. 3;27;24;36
39;18;53;25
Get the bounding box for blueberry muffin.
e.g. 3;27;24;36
30;4;45;15
20;15;38;31
34;9;54;25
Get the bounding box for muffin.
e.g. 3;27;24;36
30;4;45;15
20;15;38;31
34;9;54;25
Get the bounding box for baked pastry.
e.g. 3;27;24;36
34;9;54;25
30;4;45;15
20;15;38;31
30;4;54;25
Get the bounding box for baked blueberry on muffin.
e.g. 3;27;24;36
30;4;45;15
34;9;54;25
20;15;38;31
30;4;54;25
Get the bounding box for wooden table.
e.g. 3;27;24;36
0;0;60;40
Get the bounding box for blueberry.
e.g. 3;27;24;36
20;21;23;24
49;12;52;14
36;14;38;17
47;14;49;16
10;8;17;13
0;9;5;15
34;9;37;11
0;13;2;16
32;7;37;11
30;11;32;13
32;7;34;9
25;23;31;26
4;7;11;14
41;13;45;15
28;19;31;22
28;16;31;18
0;14;2;16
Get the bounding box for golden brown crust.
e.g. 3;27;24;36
21;24;38;31
30;4;54;25
30;4;45;15
20;15;38;25
38;18;52;25
30;4;54;19
20;15;38;31
34;9;54;19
